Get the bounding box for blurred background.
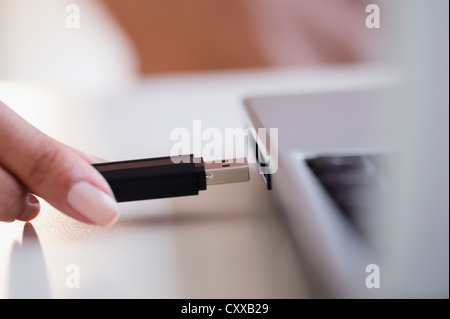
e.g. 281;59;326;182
0;0;381;92
0;0;386;161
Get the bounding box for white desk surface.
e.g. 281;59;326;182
0;64;392;298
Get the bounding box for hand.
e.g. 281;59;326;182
0;101;119;226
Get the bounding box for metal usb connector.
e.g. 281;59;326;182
204;158;250;185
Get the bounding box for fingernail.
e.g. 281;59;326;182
67;181;119;227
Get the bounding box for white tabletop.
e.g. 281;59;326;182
0;64;393;298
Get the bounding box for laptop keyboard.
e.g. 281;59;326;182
306;154;388;232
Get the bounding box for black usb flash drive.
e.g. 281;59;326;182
93;154;249;202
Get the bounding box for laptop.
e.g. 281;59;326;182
243;1;448;298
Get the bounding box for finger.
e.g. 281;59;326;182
0;166;40;222
63;144;107;164
17;193;41;222
0;101;119;226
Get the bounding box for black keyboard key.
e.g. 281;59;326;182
307;155;371;174
307;154;388;232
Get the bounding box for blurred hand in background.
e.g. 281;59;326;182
102;0;375;74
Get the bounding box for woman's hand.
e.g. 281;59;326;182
0;100;119;226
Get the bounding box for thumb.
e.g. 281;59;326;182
0;101;119;226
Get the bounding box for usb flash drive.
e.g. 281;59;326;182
93;154;250;202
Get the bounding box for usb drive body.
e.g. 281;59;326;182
93;155;249;202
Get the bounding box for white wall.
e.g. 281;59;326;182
0;0;138;94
